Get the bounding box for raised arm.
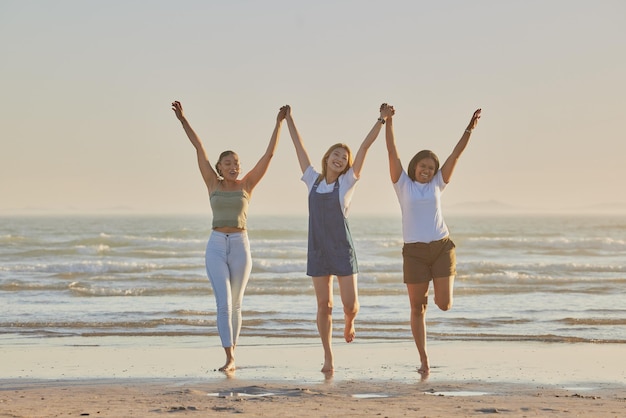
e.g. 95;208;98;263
285;105;312;174
351;104;388;178
242;106;287;193
440;108;481;183
383;104;402;183
171;101;220;192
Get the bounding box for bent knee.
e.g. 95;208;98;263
435;299;453;311
344;302;359;316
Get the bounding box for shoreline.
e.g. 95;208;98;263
2;336;625;386
1;337;624;417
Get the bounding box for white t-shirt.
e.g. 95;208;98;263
301;165;358;218
393;170;449;243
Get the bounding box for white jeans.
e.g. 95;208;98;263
205;230;252;348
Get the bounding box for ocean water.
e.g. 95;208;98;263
1;214;624;344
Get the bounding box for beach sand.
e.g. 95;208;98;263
1;337;624;417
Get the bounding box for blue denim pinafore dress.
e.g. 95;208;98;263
306;177;358;277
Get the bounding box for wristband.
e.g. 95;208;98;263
378;117;386;125
465;129;472;133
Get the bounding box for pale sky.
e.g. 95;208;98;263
1;0;625;216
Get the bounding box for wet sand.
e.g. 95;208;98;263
1;337;624;417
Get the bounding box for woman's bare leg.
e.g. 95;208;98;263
406;282;430;375
312;275;334;373
337;274;359;343
433;275;455;311
219;346;235;372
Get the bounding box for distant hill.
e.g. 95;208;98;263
571;202;626;214
447;200;626;215
446;200;532;214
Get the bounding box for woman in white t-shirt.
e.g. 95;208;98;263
384;104;482;376
285;104;387;374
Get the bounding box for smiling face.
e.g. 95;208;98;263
321;144;353;181
414;157;437;184
407;150;440;184
326;147;349;173
216;151;241;181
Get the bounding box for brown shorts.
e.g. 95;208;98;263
402;237;456;284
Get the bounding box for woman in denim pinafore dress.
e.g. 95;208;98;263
285;104;390;374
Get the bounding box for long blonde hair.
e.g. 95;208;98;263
319;143;353;182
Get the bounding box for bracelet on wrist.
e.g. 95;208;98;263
465;129;472;134
378;117;386;125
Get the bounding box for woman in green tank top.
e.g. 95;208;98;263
172;100;287;373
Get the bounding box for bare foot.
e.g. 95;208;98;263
219;359;236;373
418;362;430;375
344;317;356;343
321;352;334;374
321;362;334;374
219;347;235;373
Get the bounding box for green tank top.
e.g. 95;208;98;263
209;189;250;229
